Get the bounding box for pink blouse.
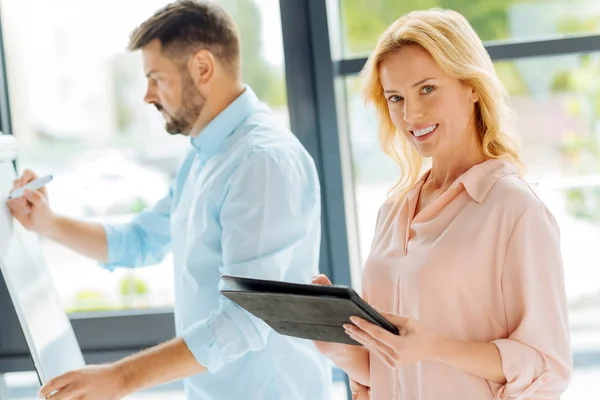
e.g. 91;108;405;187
358;159;572;399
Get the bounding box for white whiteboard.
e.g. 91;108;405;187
0;135;85;383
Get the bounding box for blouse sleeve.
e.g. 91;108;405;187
489;203;573;399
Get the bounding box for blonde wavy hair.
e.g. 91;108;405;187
361;8;522;195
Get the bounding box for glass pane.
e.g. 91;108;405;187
0;0;288;313
345;52;600;397
339;0;600;58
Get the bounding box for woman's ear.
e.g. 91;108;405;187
469;86;479;103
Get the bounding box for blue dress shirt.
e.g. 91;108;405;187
100;87;332;399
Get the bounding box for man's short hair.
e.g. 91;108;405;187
129;0;241;76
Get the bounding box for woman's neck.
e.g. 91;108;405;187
427;147;487;190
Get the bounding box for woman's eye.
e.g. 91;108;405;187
388;95;403;102
421;85;435;94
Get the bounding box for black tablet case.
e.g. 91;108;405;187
220;275;398;346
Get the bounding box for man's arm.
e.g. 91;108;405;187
38;339;205;400
118;338;206;392
39;212;108;263
180;149;322;373
7;169;108;262
8;169;175;269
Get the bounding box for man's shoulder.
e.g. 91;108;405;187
230;113;312;165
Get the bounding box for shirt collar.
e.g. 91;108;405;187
412;158;519;203
457;158;519;202
190;85;262;162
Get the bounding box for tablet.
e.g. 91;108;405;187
220;275;399;346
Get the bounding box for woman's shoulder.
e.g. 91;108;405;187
377;188;407;217
487;173;555;221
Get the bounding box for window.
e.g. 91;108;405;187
0;0;288;314
339;0;600;58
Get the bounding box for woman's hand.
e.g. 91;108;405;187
344;312;441;369
310;274;371;386
311;274;332;286
350;379;370;400
311;274;349;357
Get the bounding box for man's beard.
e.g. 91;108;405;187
155;72;205;136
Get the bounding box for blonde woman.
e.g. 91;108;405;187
313;8;573;400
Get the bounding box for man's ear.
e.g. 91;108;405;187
188;49;215;85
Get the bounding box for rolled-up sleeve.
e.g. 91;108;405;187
490;203;573;399
100;187;173;271
181;149;320;373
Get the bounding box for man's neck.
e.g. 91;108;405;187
189;82;245;137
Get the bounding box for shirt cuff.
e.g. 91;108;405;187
180;300;270;373
98;223;127;272
181;318;223;373
490;339;548;399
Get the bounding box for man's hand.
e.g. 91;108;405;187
6;169;58;236
38;338;206;399
38;364;128;400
